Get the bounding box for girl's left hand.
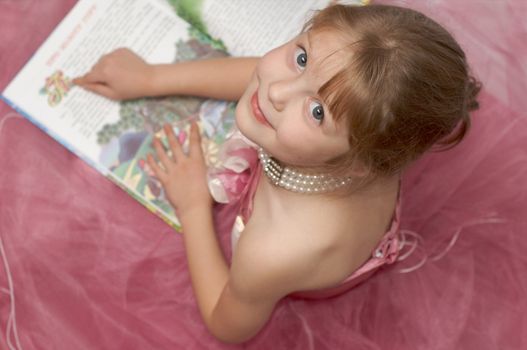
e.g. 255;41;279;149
147;122;212;218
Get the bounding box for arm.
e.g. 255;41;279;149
174;191;278;344
181;205;305;344
147;124;318;343
150;56;258;101
207;223;323;343
73;48;258;101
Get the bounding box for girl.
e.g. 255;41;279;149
74;4;480;344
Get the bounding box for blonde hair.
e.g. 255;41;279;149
305;5;481;182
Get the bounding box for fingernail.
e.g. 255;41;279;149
178;132;186;144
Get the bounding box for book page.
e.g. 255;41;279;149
197;0;367;56
3;0;185;164
2;0;236;229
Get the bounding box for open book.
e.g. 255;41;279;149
1;0;367;231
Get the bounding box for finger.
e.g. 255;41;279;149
189;122;204;159
147;154;169;184
72;74;90;86
163;124;185;159
78;83;119;100
71;76;83;85
152;137;174;171
73;69;104;85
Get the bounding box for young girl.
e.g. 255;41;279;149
74;4;480;343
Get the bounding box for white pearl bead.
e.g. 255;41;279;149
258;147;352;194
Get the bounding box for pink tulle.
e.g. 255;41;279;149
1;0;526;349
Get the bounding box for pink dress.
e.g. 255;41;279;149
207;131;402;299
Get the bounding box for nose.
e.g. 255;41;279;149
268;77;298;112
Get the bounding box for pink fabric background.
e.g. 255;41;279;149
1;0;526;349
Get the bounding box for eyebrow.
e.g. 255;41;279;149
306;31;314;52
304;32;324;87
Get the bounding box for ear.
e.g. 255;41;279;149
348;159;370;178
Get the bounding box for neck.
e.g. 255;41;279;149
257;148;353;194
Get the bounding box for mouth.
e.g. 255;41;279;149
250;91;273;129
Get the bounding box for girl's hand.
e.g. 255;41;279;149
73;48;154;100
147;123;213;219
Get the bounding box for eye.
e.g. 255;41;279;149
309;101;325;123
294;47;307;70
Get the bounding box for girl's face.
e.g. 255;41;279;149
235;30;350;167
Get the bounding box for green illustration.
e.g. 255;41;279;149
167;0;226;50
96;28;236;224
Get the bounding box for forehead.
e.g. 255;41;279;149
304;29;348;82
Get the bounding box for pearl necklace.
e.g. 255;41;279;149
257;148;352;194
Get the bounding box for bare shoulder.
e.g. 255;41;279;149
228;222;328;301
229;177;400;298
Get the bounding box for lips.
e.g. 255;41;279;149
250;91;273;128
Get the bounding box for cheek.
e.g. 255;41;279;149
257;45;288;77
275;122;350;164
275;124;322;161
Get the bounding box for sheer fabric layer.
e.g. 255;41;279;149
1;0;526;349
